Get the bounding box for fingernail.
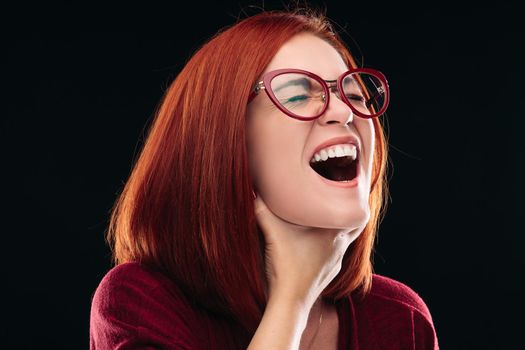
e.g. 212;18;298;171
251;190;257;199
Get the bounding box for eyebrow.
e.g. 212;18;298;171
343;77;358;87
342;78;364;95
273;77;310;93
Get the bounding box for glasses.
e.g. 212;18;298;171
247;68;390;121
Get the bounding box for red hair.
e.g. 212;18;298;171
106;8;390;344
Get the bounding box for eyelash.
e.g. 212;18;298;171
280;93;366;105
286;95;308;103
345;94;365;102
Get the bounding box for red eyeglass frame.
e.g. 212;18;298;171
247;68;390;121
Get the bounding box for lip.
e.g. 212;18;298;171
309;135;361;161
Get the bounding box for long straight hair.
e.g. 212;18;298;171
106;8;390;340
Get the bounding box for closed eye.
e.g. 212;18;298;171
346;94;365;102
285;95;309;103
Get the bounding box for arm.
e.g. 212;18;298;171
247;194;353;350
247;293;312;350
413;308;439;350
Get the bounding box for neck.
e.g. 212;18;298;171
299;297;325;350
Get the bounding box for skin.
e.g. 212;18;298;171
246;32;374;239
246;32;376;350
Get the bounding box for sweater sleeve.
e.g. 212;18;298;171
367;274;439;349
89;263;202;350
413;307;439;350
398;280;439;350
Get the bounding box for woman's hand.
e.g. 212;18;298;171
253;190;352;307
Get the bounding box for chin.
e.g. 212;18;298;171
318;207;371;230
288;209;370;231
268;191;371;228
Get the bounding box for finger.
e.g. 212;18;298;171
253;194;269;217
252;194;281;236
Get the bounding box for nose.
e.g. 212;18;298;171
317;91;354;126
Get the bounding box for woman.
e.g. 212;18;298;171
90;8;439;350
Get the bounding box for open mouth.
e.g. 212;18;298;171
309;154;359;182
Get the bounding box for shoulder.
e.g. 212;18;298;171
92;261;172;298
90;262;201;349
91;261;196;317
350;274;439;349
369;273;434;324
91;262;182;313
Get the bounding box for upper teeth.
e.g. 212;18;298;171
310;143;357;163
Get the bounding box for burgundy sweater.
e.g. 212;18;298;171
90;262;439;349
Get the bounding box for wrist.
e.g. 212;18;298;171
267;287;316;312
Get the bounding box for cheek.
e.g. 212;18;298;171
247;127;307;197
246;109;269;181
247;117;287;185
251;133;298;187
360;119;375;169
246;133;267;186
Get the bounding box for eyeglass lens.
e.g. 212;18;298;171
269;72;386;118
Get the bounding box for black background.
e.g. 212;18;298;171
4;1;523;348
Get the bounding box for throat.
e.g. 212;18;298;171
300;300;339;350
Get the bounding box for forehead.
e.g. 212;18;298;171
263;33;348;79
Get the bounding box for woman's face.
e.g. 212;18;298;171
246;33;375;231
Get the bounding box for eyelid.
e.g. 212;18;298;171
346;94;365;101
273;77;311;93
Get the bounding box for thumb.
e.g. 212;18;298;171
251;191;281;235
